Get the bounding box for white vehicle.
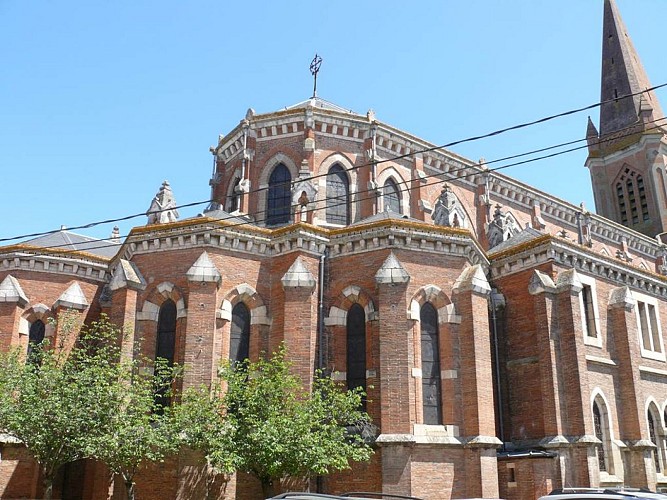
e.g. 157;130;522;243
538;488;667;500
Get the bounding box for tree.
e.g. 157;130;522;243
85;355;180;500
181;345;373;498
0;313;127;499
175;383;239;500
0;314;180;500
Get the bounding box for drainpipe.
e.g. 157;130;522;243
490;289;506;451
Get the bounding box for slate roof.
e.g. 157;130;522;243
284;97;359;115
21;230;121;259
351;209;422;226
197;208;252;226
488;227;545;254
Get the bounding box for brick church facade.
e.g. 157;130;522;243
1;1;666;498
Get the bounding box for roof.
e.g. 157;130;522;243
284;97;360;115
197;208;253;226
351;209;422;226
598;0;664;136
21;230;121;258
488;226;545;254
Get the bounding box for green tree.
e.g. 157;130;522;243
0;314;179;500
175;383;239;500
85;355;180;500
181;345;373;498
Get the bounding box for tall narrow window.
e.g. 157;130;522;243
383;178;401;213
637;300;663;356
593;401;608;472
582;284;597;338
648;410;662;472
155;300;176;408
228;178;241;212
617;183;628;224
27;320;45;364
420;303;442;425
326;164;350;225
346;304;366;404
267;164;292;225
230;302;250;364
637;176;649;221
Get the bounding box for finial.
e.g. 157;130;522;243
310;54;323;98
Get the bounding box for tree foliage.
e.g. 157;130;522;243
0;314;179;500
180;345;373;497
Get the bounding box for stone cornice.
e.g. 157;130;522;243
489;235;667;298
0;248;110;282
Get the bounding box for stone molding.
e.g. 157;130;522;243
186;252;221;283
0;250;108;282
281;256;316;289
109;259;146;291
54;282;89;310
608;286;637;310
491;237;667;300
375;252;410;284
0;275;28;306
452;265;491;295
528;270;557;295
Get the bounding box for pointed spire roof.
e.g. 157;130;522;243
598;0;663;136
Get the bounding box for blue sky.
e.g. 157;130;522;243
2;0;666;243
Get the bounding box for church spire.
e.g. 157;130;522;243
598;0;663;137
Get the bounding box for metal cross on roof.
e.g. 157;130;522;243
310;53;322;98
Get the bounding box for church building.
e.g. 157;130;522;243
1;1;666;499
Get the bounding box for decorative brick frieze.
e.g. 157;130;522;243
491;236;667;299
0;249;108;282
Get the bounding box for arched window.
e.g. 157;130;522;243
383;178;401;213
593;400;611;473
27;320;45;364
326;164;350;225
230;302;250;364
346;304;366;405
420;303;442;425
227;178;241;213
648;407;666;473
267;164;292;225
155;300;176;408
616;167;649;226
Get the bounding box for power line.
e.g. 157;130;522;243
10;115;667;256
2;83;665;244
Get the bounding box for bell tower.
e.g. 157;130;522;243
585;0;667;238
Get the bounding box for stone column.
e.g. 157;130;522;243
0;275;28;349
374;252;415;496
184;252;221;389
452;265;501;499
108;260;146;362
280;255;317;390
53;282;89;355
528;271;569;442
608;286;655;489
554;269;596;487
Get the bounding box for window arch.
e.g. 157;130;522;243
267;163;292;225
383;178;401;213
27;320;45;364
230;302;250;364
593;399;612;473
326;164;350;225
346;304;366;405
420;302;442;425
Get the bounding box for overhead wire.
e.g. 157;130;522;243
9;114;667;256
1;82;665;245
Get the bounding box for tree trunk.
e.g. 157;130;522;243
42;476;53;500
125;478;136;500
261;477;274;498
